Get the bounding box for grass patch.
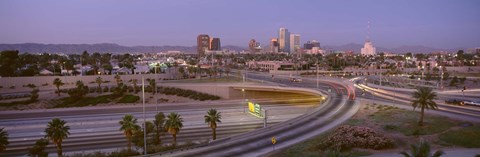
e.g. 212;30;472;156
439;125;480;148
56;95;114;108
117;94;140;103
346;119;365;126
271;130;371;157
371;108;457;136
170;76;243;83
0;99;36;107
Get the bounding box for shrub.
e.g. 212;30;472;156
319;125;394;151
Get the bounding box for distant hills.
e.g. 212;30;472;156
0;43;247;54
323;43;464;54
0;43;465;54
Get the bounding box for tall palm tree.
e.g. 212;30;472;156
0;128;8;152
95;77;103;93
119;114;140;152
153;112;166;145
411;87;438;126
53;78;64;96
400;141;444;157
165;112;184;145
204;109;222;140
44;118;70;157
114;74;122;85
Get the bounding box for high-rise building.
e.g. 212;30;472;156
290;34;300;53
270;38;279;53
361;41;376;56
304;40;321;50
248;39;261;53
197;34;210;56
279;27;290;53
210;38;221;51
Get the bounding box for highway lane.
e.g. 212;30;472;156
1;99;318;156
157;71;357;156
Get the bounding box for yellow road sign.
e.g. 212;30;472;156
271;137;276;144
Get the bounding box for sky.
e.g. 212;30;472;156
0;0;479;49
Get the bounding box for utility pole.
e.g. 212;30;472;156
155;64;158;113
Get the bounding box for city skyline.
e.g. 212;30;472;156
0;0;479;49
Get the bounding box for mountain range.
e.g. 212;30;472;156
0;43;465;54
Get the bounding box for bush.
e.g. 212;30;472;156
117;94;140;103
319;125;394;150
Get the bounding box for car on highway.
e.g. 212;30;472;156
445;99;465;105
464;101;480;107
290;77;302;82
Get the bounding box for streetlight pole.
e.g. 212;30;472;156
155;64;158;113
316;59;319;89
142;77;147;156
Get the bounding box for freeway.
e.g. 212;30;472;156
0;91;320;156
157;71;358;157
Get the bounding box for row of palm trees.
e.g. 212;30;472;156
119;109;222;152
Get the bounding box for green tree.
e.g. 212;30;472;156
30;89;39;101
114;74;122;85
67;81;88;100
153;112;166;145
204;109;222;140
148;79;156;95
411;87;438;126
400;141;444;157
28;138;49;157
0;128;8;152
165;112;184;145
132;121;154;150
0;50;20;77
53;78;64;96
178;67;185;79
44;118;70;157
95;77;103;93
119;114;141;152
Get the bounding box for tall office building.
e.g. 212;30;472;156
290;34;300;53
248;39;261;53
304;40;321;50
197;34;210;56
210;38;221;51
279;27;290;53
269;38;279;53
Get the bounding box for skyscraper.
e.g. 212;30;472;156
197;34;210;56
279;27;290;53
270;38;279;53
210;38;221;51
290;34;300;53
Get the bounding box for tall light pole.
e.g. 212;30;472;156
316;59;319;89
155;63;158;113
142;77;147;156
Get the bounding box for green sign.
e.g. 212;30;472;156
248;101;263;118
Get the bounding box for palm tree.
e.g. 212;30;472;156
165;112;184;145
411;87;438;126
119;114;140;152
0;128;9;152
114;74;122;85
153;112;166;145
95;77;103;93
44;118;70;157
400;141;444;157
204;109;222;140
53;78;64;96
28;138;49;157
